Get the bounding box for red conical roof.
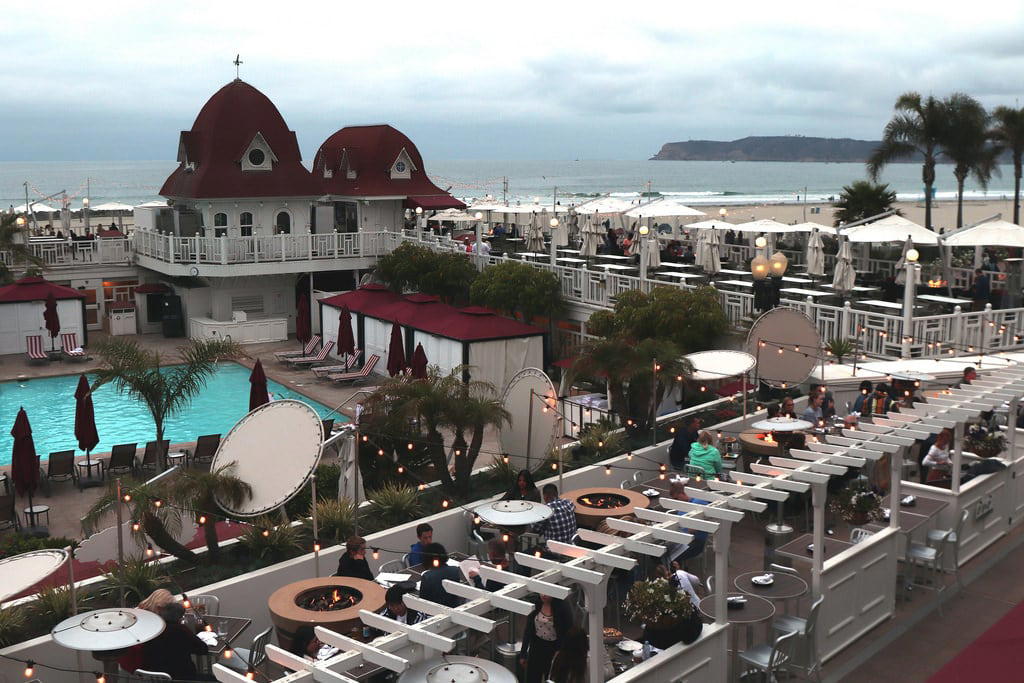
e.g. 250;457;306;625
160;80;315;199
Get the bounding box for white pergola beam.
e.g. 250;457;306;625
731;471;810;494
576;528;666;557
314;627;408;673
659;497;745;522
547;539;639;570
476;565;572;599
769;456;847;476
690;488;768;512
266;645;315;672
753;463;831;485
358;609;456;651
791;448;866;467
605;517;695;545
402;595;496;633
514;551;606;584
442;580;534;615
707;479;789;501
634;507;721;533
213;664;266;683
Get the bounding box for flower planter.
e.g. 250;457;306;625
643;611;703;649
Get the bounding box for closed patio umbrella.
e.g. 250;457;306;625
806;229;826;277
701;228;721;275
580;214;600;257
74;375;99;469
249;359;269;411
410;343;428;379
693;228;708;269
387;321;407;377
295;294;311;347
894;236;913;285
644;234;662;270
626;230;641;257
832;237;856;293
524;213;545;252
11;408;40;525
43;291;60;352
337;304;356;371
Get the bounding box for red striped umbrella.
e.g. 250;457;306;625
295;294;311;347
249;359;270;412
337;305;356;371
11;407;40;513
410;343;428;380
386;321;407;377
43;291;60;351
74;374;99;467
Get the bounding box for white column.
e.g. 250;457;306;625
902;261;917;359
583;578;608;683
714;522;731;626
889;446;903;530
639;239;648;284
811;482;825;598
952;421;965;494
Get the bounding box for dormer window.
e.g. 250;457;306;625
339;149;357;180
390;148;416;180
239;132;278;172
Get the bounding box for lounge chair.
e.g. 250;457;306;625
106;443;139;476
311;350;364;377
140;440;169;473
327;354;380;384
43;450;78;494
192;434;221;468
285;340;334;368
0;495;20;532
61;333;87;361
273;335;321;362
25;335;47;364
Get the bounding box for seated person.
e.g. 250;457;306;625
469;538;525;591
810;383;836;419
141;602;209;681
852;380;873;414
533;483;578;544
418;543;464;608
766;402;781;418
801;392;825;425
653;562;701;607
860;383;895;416
408;523;432;567
687;431;723;478
669;416;701;470
335;536;374;580
380;585;423;626
922;428;953;483
779;396;797;418
503;469;541;502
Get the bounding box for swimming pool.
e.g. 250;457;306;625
0;363;343;465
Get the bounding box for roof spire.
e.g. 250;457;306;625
233;54;243;81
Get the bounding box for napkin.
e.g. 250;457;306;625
377;572;412;585
754;573;774;582
197;631;219;646
642;489;660;497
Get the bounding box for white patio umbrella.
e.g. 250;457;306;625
524;212;546;252
551;213;569;247
693;228;708;268
134;200;168;208
805;229;826;277
832;237;856;293
701;228;722;275
580;213;600;257
942;218;1024;247
574;195;636;216
790;221;837;235
91;201;134;230
731;218;794;233
644;234;662;269
841;214;939;245
626;230;641;256
12;202;59;214
894;237;913;285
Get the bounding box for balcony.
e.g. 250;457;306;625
1;238;133;270
132;228;401;276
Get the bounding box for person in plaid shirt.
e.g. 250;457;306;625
534;484;578;544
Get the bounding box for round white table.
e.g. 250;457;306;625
473;500;552;527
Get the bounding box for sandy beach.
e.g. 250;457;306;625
702;197;1019;232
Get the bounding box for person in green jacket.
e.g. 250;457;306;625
687;431;723;478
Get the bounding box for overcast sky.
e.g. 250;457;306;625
2;0;1023;162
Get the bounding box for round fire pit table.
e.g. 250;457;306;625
268;577;385;650
473;500;552;527
562;487;649;529
398;655;517;683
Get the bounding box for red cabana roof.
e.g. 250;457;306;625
0;276;86;304
404;195;467;210
321;287;544;342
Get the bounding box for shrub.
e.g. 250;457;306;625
285;463;342;518
31;585;92;629
307;498;357;544
364;485;424;532
103;558;170;605
239;516;303;561
0;535;75;561
0;606;26;647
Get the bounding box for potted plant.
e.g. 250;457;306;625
623;578;702;648
825;338;855;364
828;482;884;526
964;429;1006;459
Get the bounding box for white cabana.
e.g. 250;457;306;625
573;195;637;215
842;214;939;245
11;202;59;214
832;238;856;292
624;198;705;219
806;229;826;277
942;218;1024;247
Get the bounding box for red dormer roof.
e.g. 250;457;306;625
159;80;315;199
312;125;465;208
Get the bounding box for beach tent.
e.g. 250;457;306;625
320;286;545;391
841;214;939;245
0;276;87;355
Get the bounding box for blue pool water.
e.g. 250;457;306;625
0;363;342;465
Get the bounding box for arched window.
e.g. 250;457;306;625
213;212;228;237
275;211;291;234
240;211;253;237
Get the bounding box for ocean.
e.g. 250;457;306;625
1;159;1018;209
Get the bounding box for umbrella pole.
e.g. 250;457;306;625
311;474;319;578
115;478;125;607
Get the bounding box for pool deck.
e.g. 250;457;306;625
0;331;447;541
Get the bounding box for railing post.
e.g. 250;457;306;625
167;234;175;264
951;305;962;351
280;234;286;262
220;236;228;265
841;300;852;340
308;233;313;261
982;303;993;352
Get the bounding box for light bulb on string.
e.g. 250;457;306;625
246;670;255;680
96;673;106;683
441;499;450;509
198;515;206;525
24;662;34;678
122;493;131;503
372;548;380;560
361;435;368;442
397;465;405;474
146;543;154;557
313;540;321;552
223;647;233;659
131;520;141;532
262;529;270;537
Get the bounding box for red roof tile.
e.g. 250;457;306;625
159;80;315;199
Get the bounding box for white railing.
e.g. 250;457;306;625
133;229;396;265
0;238;133;267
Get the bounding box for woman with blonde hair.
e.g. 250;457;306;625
120;589;177;673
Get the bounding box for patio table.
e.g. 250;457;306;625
556;257;587;265
717;268;750;276
779;288;837;298
593;264;637;272
201;614;251;657
918;294;973;306
857;299;914;311
774;533;852;563
699;593;775;679
657;271;704;281
658;261;694;269
820;284;881;292
596;254;633;262
715;279;753;288
781;276;814;284
882;494;948;520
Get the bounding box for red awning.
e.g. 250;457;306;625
404;195;467;211
0;276;86;304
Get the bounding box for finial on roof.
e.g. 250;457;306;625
233;54;243;80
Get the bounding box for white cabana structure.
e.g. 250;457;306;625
573;195;638;215
11;202;59;214
685;219;733;231
841;214;940;245
91;201;135;230
731;218;794;233
942;217;1024;247
134;200;168;209
806;229;826;277
625;198;706;237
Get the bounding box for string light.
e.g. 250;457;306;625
502;455;510;464
397;465;405;474
372;548;380;560
152;499;162;509
24;661;34;678
550;462;557;471
122;493;131;503
223;647;233;660
605;465;612;475
246;669;256;680
378;449;385;456
362;434;369;442
313;540;321;552
262;529;270;537
198;515;206;525
95;673;105;683
407;443;414;451
441;499;450;509
131;521;141;532
182;595;191;609
145;544;154;558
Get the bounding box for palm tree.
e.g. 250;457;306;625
570;337;691;432
167;464;252;556
83;477;197;564
832;180;898;226
991;105;1024;225
868;92;947;231
363;367;510;498
0;213;43;284
940;93;1000;228
90;337;241;444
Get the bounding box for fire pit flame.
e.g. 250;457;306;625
295;585;362;612
577;492;630;509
